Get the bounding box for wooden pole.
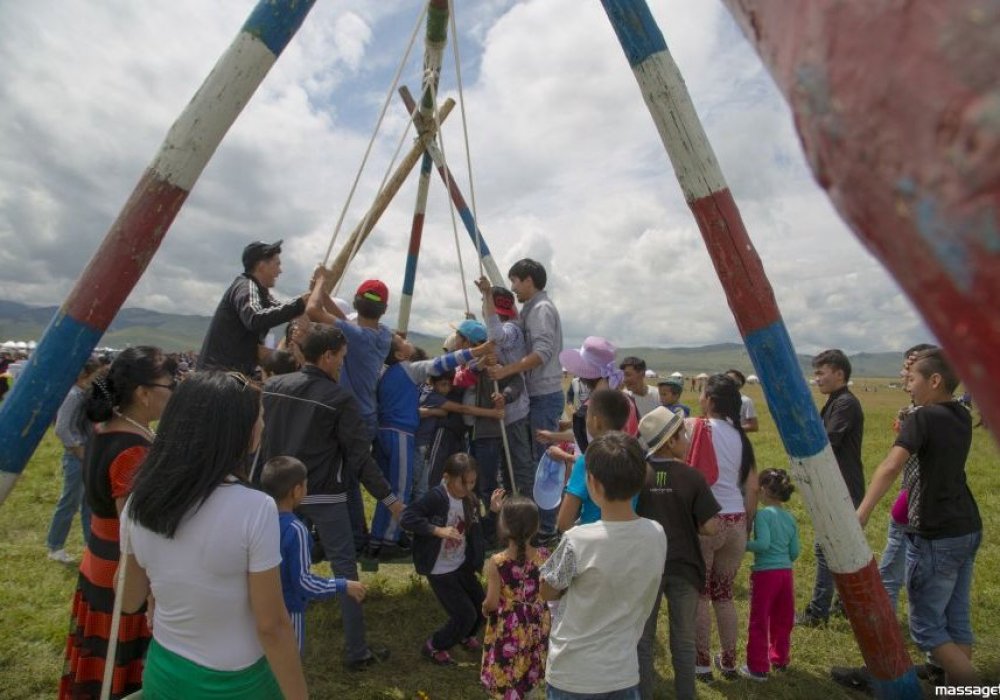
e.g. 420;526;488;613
720;0;1000;447
0;0;318;505
398;0;450;334
398;86;504;286
323;99;455;287
600;2;919;697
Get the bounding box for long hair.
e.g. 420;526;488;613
704;373;756;486
85;346;174;422
497;496;540;564
442;452;480;514
128;372;261;538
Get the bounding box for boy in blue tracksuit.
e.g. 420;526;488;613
261;456;366;653
368;332;494;557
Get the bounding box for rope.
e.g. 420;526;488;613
322;1;428;268
333;105;417;298
448;0;484;279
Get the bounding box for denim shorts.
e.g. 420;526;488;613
906;530;981;651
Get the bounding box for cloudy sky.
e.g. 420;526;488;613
0;0;931;353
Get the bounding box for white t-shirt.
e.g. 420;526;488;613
708;417;746;514
541;518;666;693
627;386;662;418
740;393;757;423
430;494;467;575
123;483;281;671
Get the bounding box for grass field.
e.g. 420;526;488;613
1;380;997;699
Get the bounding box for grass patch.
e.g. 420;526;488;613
0;380;997;698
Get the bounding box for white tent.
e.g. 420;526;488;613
644;369;657;378
670;371;683;378
746;374;760;384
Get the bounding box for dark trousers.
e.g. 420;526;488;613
473;436;502;545
426;567;485;651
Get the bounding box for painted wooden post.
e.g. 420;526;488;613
600;2;920;697
0;0;317;505
719;0;1000;445
322;100;455;288
399;0;450;334
398;87;504;287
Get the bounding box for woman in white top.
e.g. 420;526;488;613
120;372;306;699
686;373;758;681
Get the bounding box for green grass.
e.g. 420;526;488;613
1;380;997;698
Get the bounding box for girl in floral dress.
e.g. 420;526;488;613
481;495;551;699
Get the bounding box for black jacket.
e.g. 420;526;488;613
259;365;397;508
400;483;485;576
198;273;305;374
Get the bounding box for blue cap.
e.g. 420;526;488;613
456;319;488;344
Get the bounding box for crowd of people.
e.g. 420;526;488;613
42;238;984;699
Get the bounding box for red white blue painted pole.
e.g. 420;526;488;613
398;0;449;334
0;0;317;505
719;1;1000;446
600;2;919;697
398;87;504;287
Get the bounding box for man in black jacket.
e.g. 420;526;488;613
800;348;865;626
259;323;403;670
198;240;308;374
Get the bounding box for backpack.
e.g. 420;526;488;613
687;418;719;486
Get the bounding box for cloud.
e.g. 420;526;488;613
0;0;931;354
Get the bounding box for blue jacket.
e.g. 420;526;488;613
278;512;346;613
400;483;485;576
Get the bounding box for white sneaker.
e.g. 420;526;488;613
48;549;75;564
739;664;768;682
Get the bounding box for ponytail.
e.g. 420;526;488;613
704;373;756;486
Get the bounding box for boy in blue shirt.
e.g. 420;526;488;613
261;456;366;653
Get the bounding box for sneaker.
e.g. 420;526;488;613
772;664;789;673
739;665;768;682
421;640;456;666
714;654;739;680
47;549;75;564
695;666;714;683
460;636;482;652
377;543;413;561
795;609;827;627
345;645;390;671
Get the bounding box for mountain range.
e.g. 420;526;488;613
0;299;903;377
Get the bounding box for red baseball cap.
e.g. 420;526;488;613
356;279;388;304
492;287;517;319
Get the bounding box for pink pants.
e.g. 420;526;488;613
746;568;794;674
696;513;746;669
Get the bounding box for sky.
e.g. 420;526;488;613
0;0;932;354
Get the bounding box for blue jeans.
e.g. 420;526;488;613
299;502;370;662
548;685;640;700
879;519;908;613
45;452;91;550
806;541;834;619
412;444;431;503
906;530;981;651
530;391;565;535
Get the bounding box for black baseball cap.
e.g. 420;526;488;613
242;240;283;271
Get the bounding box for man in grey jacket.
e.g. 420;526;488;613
488;259;564;541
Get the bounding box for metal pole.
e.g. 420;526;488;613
0;0;317;505
600;2;919;697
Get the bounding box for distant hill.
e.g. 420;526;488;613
0;300;903;376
